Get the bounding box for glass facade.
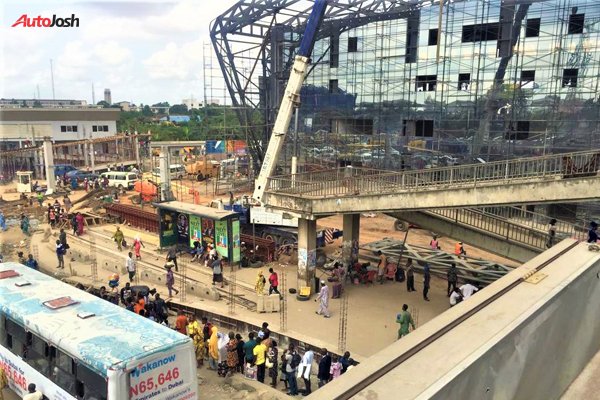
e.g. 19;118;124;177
290;0;600;169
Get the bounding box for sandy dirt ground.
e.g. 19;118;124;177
0;178;518;399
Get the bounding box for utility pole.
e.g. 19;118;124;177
50;59;56;100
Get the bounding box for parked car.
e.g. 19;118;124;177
65;170;99;182
54;164;77;178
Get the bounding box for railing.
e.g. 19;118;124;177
266;150;600;199
425;207;587;250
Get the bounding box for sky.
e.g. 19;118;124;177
0;0;238;105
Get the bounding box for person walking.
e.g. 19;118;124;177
268;268;280;295
423;263;431;301
546;218;557;248
0;210;6;232
317;348;332;388
447;263;458;297
71;214;78;236
20;214;30;235
49;208;56;228
396;304;416;339
298;348;314;395
36;192;44;207
113;227;125;251
126;252;136;282
166;246;179;271
55;239;65;269
253;337;268;383
316;280;331;317
211;256;224;288
133;236;145;260
166;264;179;297
405;258;415;292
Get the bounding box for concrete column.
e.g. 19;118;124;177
42;137;56;194
89;141;96;173
33;149;42;179
134;135;141;168
297;218;317;294
342;214;360;267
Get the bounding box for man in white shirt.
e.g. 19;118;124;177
449;288;463;307
126;252;136;282
23;383;43;400
460;283;479;299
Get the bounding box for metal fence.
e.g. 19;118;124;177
425;206;588;251
266;150;600;199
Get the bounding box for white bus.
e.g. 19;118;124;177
100;171;139;190
0;262;198;400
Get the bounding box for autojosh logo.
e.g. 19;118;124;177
11;14;79;28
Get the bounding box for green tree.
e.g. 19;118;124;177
142;105;153;116
32;100;43;108
97;100;110;108
169;104;189;115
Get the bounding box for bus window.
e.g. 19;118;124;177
77;363;108;400
27;333;50;376
5;317;27;356
52;348;77;395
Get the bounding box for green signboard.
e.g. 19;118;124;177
189;215;202;247
215;220;228;258
159;209;178;248
232;220;240;263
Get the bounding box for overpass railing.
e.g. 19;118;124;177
425;207;587;250
266;150;600;198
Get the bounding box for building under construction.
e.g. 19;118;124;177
211;0;600;169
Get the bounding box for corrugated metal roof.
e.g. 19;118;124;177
153;201;238;220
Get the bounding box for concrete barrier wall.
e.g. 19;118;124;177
427;258;600;400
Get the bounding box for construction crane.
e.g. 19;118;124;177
253;0;328;203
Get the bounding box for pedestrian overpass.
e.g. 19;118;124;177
263;150;600;217
262;150;600;288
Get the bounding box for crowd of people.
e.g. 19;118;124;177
174;315;355;396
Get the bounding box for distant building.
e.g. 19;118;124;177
115;101;138;112
104;89;112;105
182;98;202;110
0;98;88;107
0;108;120;150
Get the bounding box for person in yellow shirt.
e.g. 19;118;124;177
187;316;204;367
253;337;268;383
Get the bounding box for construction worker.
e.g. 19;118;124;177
454;242;467;259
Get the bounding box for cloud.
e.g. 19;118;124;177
1;0;238;104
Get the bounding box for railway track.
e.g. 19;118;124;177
61;230;258;311
334;241;581;399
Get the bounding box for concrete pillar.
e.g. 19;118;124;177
297;218;317;294
134;135;141;169
42;137;56;194
89;141;96;173
33;149;42;179
159;146;173;201
342;214;360;267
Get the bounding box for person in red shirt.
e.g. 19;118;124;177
268;268;280;295
175;311;188;335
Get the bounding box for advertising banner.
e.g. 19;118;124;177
215;220;228;258
189;215;201;247
232;220;241;263
176;213;188;243
159;210;178;248
129;347;197;400
205;140;225;154
202;218;214;246
0;346;75;400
